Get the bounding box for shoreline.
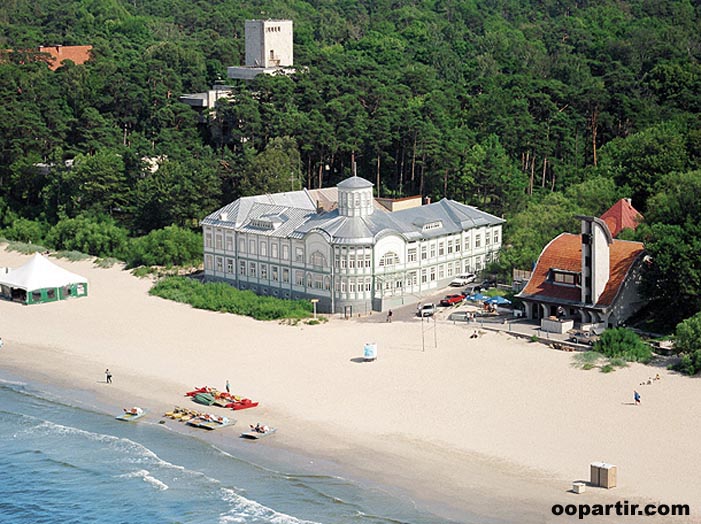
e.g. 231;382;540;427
1;248;700;523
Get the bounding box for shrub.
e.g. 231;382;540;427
3;218;46;244
126;226;202;268
46;216;128;258
593;328;652;363
673;312;701;375
573;351;603;370
94;257;120;269
54;250;91;262
600;364;614;373
149;276;313;320
6;240;47;254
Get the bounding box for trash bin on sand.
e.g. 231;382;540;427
363;343;377;361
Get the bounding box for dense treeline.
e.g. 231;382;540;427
1;0;701;327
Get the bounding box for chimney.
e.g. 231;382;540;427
424;196;431;205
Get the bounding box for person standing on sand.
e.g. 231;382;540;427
105;369;112;384
634;390;640;405
226;380;231;393
387;310;393;323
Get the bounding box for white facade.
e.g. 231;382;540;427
202;176;504;314
228;19;295;80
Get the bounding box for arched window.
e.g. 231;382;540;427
310;251;326;268
379;251;400;268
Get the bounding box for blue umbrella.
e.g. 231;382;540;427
467;293;488;301
485;295;512;305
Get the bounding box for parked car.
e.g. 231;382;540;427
449;273;477;286
440;294;464;307
417;303;437;317
569;330;599;346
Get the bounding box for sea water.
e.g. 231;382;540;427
0;378;469;524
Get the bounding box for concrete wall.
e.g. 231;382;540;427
245;20;293;68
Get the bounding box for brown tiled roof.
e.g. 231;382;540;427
38;45;93;70
600;198;643;237
520;233;644;307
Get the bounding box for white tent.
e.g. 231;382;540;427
0;253;88;304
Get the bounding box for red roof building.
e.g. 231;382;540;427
600;198;643;237
517;216;647;328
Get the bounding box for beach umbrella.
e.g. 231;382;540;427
485;296;511;305
466;293;488;301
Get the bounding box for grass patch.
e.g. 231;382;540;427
131;266;157;278
94;257;121;269
54;250;91;262
572;351;604;370
5;241;46;254
149;276;314;321
600;364;615;373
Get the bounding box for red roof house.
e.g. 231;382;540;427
517;216;647;328
600;198;643;237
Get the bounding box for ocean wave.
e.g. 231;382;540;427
219;488;323;524
119;469;169;491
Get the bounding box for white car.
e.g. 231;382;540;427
417;303;437;317
449;273;477;286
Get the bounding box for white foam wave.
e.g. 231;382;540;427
219;487;323;524
119;469;169;491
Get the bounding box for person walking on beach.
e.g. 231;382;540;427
105;369;112;384
634;390;640;405
387;309;393;323
225;380;231;394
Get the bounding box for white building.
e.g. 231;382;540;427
202;175;504;314
228;19;295;80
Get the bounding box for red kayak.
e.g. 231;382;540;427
226;399;259;410
185;387;210;397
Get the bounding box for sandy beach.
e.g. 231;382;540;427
1;247;700;523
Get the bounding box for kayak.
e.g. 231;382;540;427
193;392;215;405
225;399;259;410
241;427;276;439
116;408;145;422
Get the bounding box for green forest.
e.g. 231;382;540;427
1;0;700;329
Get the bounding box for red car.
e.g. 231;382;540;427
440;294;464;307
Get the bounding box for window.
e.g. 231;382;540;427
334;252;340;268
226;235;233;251
421;269;427;283
341;280;347;293
438;265;445;279
249;262;256;277
239;261;246;275
430;243;436;258
464;237;470;251
295;271;304;286
260;241;267;257
282;268;290;283
205;255;213;270
494;231;499;244
311;251;325;267
249;239;256;255
260;264;268;279
552;271;578;285
341;256;347;269
226;258;234;274
438;242;445;256
407;247;417;262
271;243;278;258
324;277;331;290
272;266;279;282
239;238;246;253
348;253;356;269
282;244;290;260
365;253;371;268
447;240;453;254
455;238;461;252
295;247;304;262
215;235;222;249
475;258;482;271
421;245;427;260
447;264;453;277
379;252;399;268
349;279;356;293
205;233;212;248
485;232;491;246
475;234;481;248
365;278;372;291
409;271;418;286
421;221;442;232
430;267;436;281
306;273;312;287
455;261;462;274
314;276;323;289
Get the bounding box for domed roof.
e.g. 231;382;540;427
337;176;373;189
